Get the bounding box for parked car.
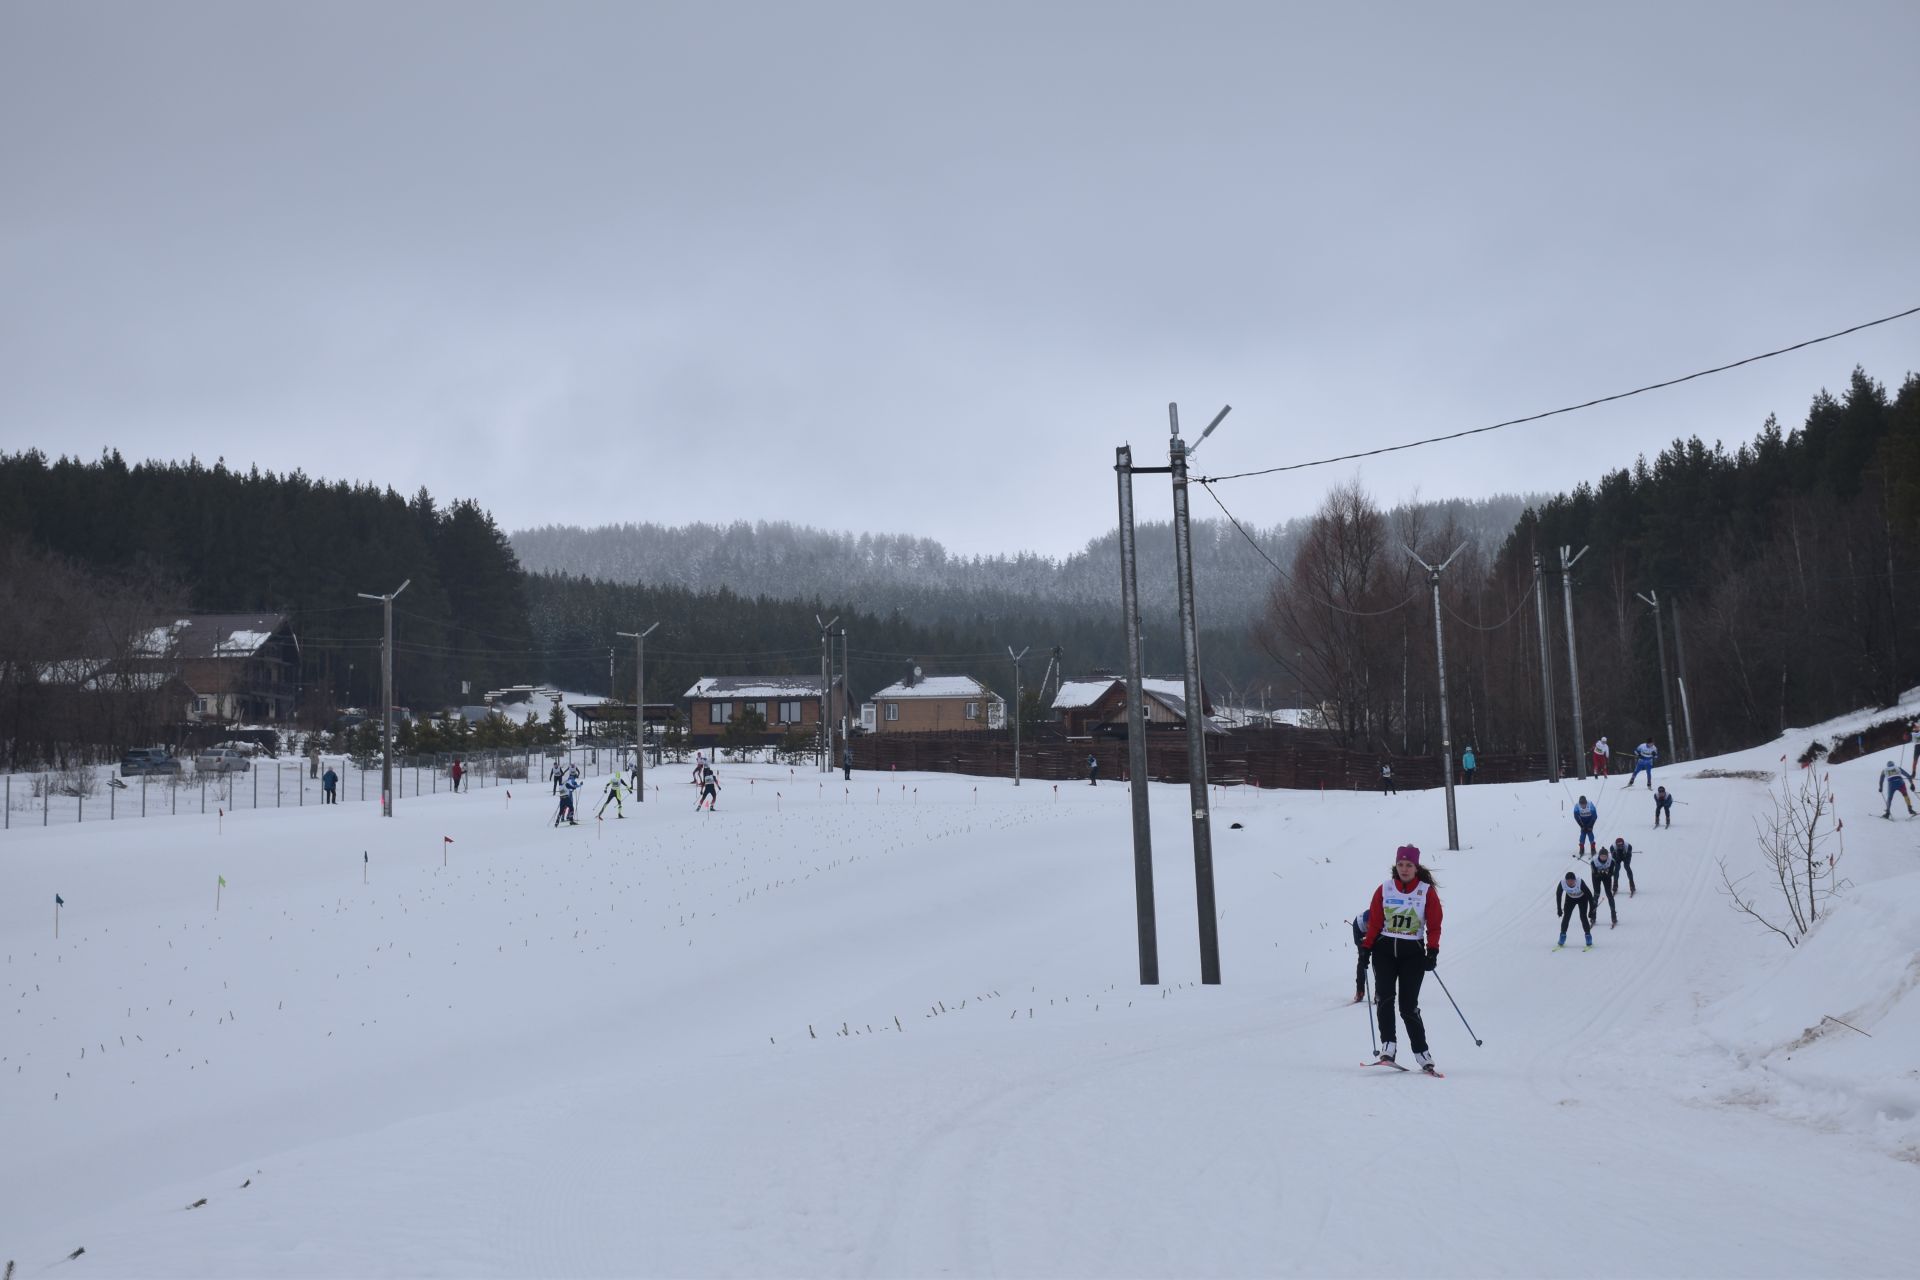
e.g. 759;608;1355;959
194;747;253;773
120;747;182;777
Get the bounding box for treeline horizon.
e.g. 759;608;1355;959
4;364;1915;768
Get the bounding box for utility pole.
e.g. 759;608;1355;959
815;614;838;772
1560;545;1589;778
1671;598;1697;759
1170;401;1228;985
839;626;851;751
1532;553;1559;782
1008;645;1029;785
1115;443;1159;985
355;578;410;817
616;622;658;801
1637;589;1679;766
1406;544;1468;851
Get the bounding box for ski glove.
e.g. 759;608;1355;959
1423;950;1438;972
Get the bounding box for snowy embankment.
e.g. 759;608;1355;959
2;712;1918;1277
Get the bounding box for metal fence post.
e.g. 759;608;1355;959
45;775;50;826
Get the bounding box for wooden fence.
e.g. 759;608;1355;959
848;728;1571;790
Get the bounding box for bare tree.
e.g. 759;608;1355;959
1718;765;1843;948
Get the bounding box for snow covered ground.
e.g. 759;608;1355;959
4;711;1918;1277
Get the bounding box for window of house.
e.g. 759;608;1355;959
710;701;732;725
747;701;768;722
965;701;979;720
885;703;899;721
778;700;803;723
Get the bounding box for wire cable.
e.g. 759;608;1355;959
1441;579;1537;632
1199;304;1920;484
1197;479;1419;618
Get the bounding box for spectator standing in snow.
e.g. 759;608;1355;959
1360;845;1442;1073
1573;795;1598;856
1610;836;1637;896
1380;761;1396;796
1590;843;1621;927
1461;746;1477;784
1653;785;1673;828
321;765;338;804
1909;720;1919;774
1556;870;1595;949
1591;736;1611;778
842;745;853;781
1629;740;1658;788
309;739;322;779
1881;761;1916;818
450;758;465;793
1088;753;1099;786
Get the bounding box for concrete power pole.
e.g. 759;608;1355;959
1170;401;1228;985
1115;443;1159;985
1670;598;1698;759
616;623;658;801
1532;553;1559;782
1637;589;1679;766
1008;645;1028;786
815;614;838;773
355;578;410;817
1407;543;1468;851
1560;545;1589;778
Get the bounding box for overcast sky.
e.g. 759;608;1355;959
3;1;1916;559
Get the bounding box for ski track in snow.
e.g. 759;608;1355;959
2;733;1918;1277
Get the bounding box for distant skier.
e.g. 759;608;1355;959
1573;795;1598;856
554;772;581;827
1630;740;1658;788
692;752;707;784
695;762;721;812
1088;753;1099;786
321;764;338;805
450;758;465;793
1350;907;1372;1004
1880;761;1916;818
1609;836;1637;897
1910;719;1920;774
1556;870;1595;950
1380;761;1396;796
842;745;853;781
549;760;565;794
1591;736;1611;778
1461;746;1476;784
1360;844;1443;1074
598;771;628;819
1653;785;1673;828
1590;842;1621;927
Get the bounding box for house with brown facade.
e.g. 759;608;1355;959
864;675;1005;734
1050;676;1220;737
683;675;847;747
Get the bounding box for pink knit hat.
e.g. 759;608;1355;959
1395;844;1421;866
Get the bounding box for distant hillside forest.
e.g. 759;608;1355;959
4;364;1916;767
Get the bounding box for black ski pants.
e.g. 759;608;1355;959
1653;797;1671;826
1354;942;1370;995
1381;776;1396;795
1559;892;1594;936
1615;851;1635;893
1370;938;1429;1055
1591;868;1618;923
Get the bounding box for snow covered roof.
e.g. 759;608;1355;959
869;676;995;701
132;614;291;660
1051;677;1186;711
684;676;827;700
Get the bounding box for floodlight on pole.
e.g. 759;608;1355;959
816;615;839;772
355;578;411;817
1008;645;1029;785
1405;544;1466;851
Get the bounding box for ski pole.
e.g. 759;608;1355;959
1363;964;1377;1057
1432;972;1482;1046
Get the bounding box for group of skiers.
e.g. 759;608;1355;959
1556;836;1637;948
1589;735;1661;786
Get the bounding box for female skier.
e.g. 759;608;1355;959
1360;845;1443;1074
1590;842;1621;928
1556;870;1594;950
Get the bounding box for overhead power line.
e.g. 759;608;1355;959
1200;303;1920;484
